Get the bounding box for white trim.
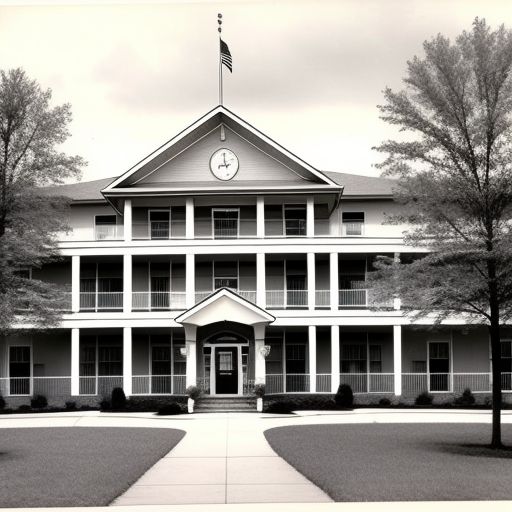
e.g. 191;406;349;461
207;344;245;396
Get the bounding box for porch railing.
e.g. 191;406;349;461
315;290;330;308
94;225;124;240
266;290;308;308
195;290;257;303
79;376;123;396
340;373;395;393
131;375;186;395
339;289;367;307
79;292;123;311
316;373;332;392
132;291;186;310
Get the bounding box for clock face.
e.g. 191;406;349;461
209;148;239;180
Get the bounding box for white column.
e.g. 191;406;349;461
184;325;197;388
186;198;194;239
123;254;132;313
71;328;80;396
309;325;317;393
72;255;80;313
307;252;315;310
123;327;132;396
256;196;265;238
254;323;266;385
306;196;314;237
331;325;340;393
256;253;266;307
124;199;132;242
186;253;195;308
330;252;339;310
393;325;402;396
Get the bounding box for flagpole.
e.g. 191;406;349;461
218;13;223;105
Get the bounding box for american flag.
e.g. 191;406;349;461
220;39;232;72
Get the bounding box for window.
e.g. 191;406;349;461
284;205;307;236
213;209;239;238
95;215;117;240
502;340;512;391
213;261;238;291
218;351;233;371
286;344;306;373
428;341;450;391
341;344;366;373
149;210;170;239
98;346;122;376
79;343;96;377
369;345;382;373
342;212;364;236
9;346;31;395
173;345;186;375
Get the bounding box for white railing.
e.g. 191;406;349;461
79;292;123;311
132;221;186;240
132;291;186;310
339;289;367;307
266;290;308;308
453;373;491;393
315;290;330;308
94;225;124;240
195;290;256;303
265;374;284;394
339;373;394;393
79;376;123;396
132;375;186;395
264;219;307;237
286;373;310;392
343;221;364;236
33;377;72;396
316;374;331;392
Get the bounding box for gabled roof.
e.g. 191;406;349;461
40;177;114;202
323;171;396;197
102;105;341;195
175;288;275;327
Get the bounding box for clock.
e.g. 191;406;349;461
209;148;239;180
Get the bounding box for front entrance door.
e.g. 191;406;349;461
215;347;238;394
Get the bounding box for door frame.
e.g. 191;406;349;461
204;342;247;396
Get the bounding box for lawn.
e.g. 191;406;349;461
0;427;185;507
265;423;512;501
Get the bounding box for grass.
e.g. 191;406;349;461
265;423;512;501
0;427;185;507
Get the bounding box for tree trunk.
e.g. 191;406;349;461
489;305;502;448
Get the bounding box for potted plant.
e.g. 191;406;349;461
186;385;201;413
254;383;265;412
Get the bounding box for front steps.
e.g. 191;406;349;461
194;396;257;413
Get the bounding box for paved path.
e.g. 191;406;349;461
1;408;512;507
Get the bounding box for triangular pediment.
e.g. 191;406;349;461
175;288;275;327
102;106;341;196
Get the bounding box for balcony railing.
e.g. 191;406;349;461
132;221;186;240
79;292;123;311
195;290;256;303
340;373;395;393
339;289;367;307
265;219;307;237
132;291;186;310
94;225;124;240
266;290;308;309
315;290;330;308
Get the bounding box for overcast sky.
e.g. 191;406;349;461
1;0;512;182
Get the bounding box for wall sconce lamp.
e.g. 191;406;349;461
259;345;271;358
180;346;189;358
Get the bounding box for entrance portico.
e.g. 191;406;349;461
175;288;275;396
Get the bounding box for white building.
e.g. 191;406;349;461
1;106;511;407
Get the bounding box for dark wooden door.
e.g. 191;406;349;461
215;347;238;394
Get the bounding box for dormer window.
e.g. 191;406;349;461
342;212;364;236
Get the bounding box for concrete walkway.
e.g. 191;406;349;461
112;413;331;505
1;408;511;507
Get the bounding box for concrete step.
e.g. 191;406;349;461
195;397;257;412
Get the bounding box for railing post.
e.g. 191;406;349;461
307;252;315;310
123;254;132;313
330;252;338;310
124;199;132;242
309;325;317;393
123;327;132;396
71;328;80;395
393;325;402;396
72;255;80;313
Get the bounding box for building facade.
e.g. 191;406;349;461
2;106;511;406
